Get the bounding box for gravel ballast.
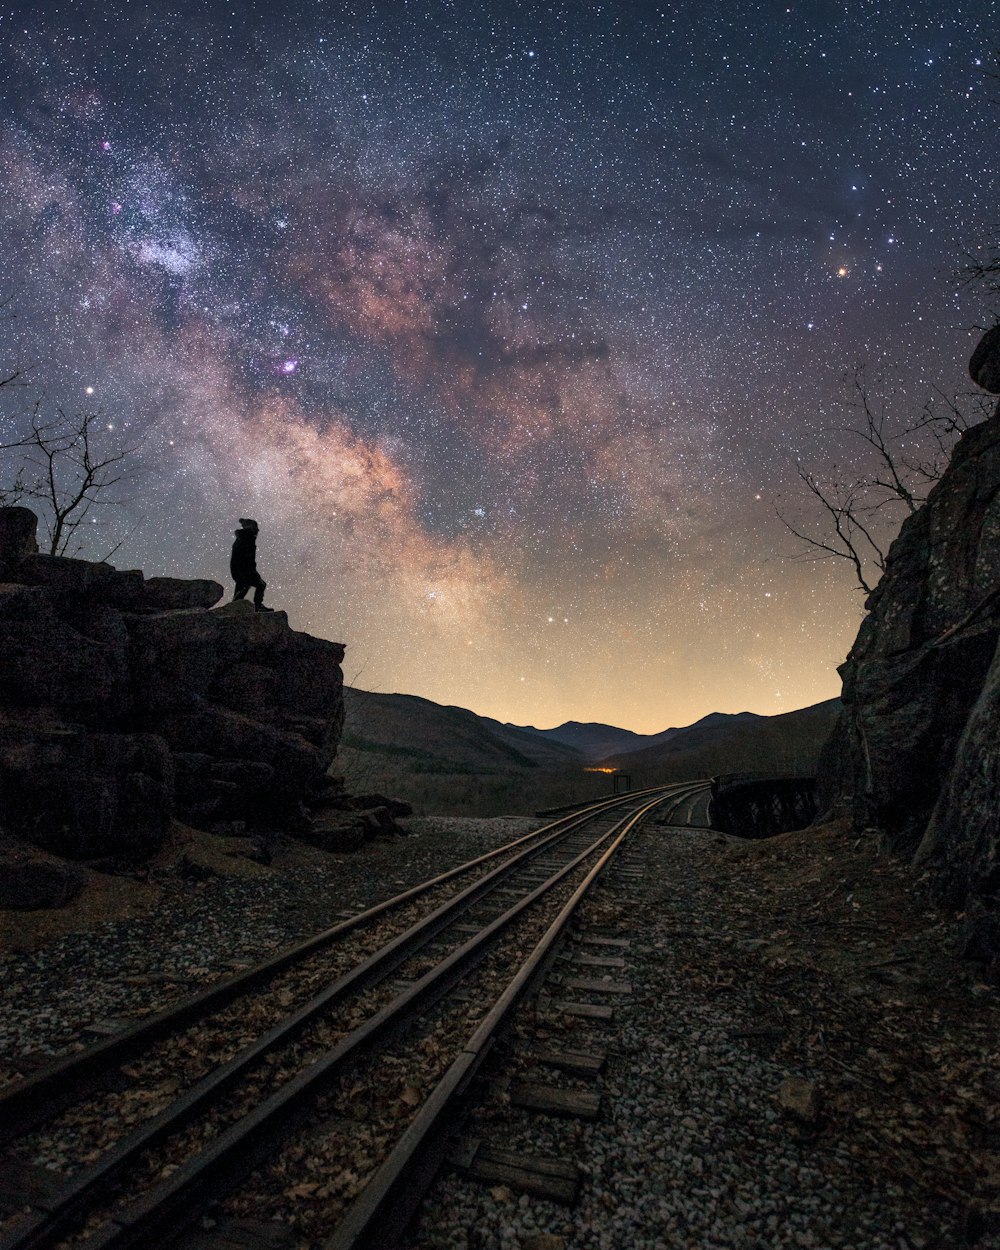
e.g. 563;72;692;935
0;818;536;1065
404;818;1000;1250
2;812;997;1249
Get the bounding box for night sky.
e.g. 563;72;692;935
0;1;995;732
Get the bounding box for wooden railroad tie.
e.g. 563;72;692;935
455;1142;581;1205
570;952;627;969
0;1161;66;1208
549;1000;614;1020
170;1217;298;1248
561;977;632;995
576;933;631;948
531;1047;606;1076
510;1080;601;1120
82;1016;133;1038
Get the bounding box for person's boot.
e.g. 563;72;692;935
255;603;274;612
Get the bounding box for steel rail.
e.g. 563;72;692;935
0;783;674;1144
0;786;690;1250
55;789;688;1250
324;784;706;1250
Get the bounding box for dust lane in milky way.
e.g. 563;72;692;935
0;2;994;731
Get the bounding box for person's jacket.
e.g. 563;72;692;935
230;529;258;580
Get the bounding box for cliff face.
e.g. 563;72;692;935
818;327;1000;965
0;508;345;862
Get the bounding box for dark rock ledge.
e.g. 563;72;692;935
818;326;1000;969
0;509;395;907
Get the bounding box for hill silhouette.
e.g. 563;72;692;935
512;711;763;762
339;688;839;816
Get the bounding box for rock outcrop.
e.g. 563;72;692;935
0;509;345;863
818;328;1000;967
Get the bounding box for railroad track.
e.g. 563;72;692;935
0;780;708;1250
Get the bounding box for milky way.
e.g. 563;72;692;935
0;2;995;730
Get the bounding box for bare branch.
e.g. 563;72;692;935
777;368;981;597
2;404;138;556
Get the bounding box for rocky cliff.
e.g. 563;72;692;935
0;508;346;872
819;326;1000;967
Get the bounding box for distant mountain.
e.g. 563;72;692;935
597;698;842;781
342;688;583;774
510;711;763;763
338;688;840;818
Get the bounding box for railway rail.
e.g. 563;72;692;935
0;779;709;1250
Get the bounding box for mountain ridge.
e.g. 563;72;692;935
339;685;841;816
509;710;764;762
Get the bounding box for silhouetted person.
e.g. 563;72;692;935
230;518;272;610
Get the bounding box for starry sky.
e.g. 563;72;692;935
0;1;996;732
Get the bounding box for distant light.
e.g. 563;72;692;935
280;358;298;374
85;385;95;395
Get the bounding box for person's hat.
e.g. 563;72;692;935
238;518;259;531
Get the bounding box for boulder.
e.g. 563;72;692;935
0;584;130;718
311;791;413;818
0;508;347;858
0;842;86;909
152;705;326;806
970;324;1000;393
175;760;274;823
268;628;346;719
209;662;277;717
0;507;39;575
302;814;369;853
0;724;173;859
915;636;1000;961
18;552;121;594
128;600;290;711
777;1076;821;1122
138;577;224;613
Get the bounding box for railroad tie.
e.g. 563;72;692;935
168;1216;298;1247
455;1142;581;1205
0;1160;66;1208
531;1047;606;1076
82;1016;133;1038
569;953;627;969
510;1080;601;1120
575;933;631;948
549;1000;615;1020
561;977;632;995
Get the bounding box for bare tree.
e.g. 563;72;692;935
0;404;134;557
777;369;985;596
960;238;1000;296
